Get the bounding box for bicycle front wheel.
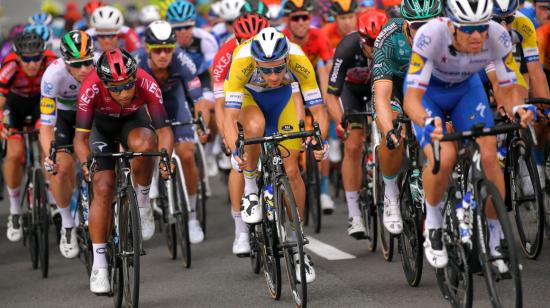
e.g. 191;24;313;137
118;187;141;307
173;160;191;268
260;215;281;299
305;147;321;233
375;155;394;261
195;148;207;236
33;168;50;278
361;152;377;252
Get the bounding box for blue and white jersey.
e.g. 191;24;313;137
211;22;232;45
179;27;218;75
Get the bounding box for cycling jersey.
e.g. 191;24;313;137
211;22;232;45
537;22;550;73
133;47;203;142
509;11;539;64
86;26;142;60
321;22;344;51
212;38;238;99
76;68;168;132
0;50;57;97
179;28;218;76
282;27;334;67
224;39;323;109
372;18;410;86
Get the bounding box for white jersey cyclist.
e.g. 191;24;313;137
40;58;80;126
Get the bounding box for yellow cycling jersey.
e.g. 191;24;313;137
509;11;539;64
224;40;323;109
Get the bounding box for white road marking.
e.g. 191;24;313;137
305;237;356;260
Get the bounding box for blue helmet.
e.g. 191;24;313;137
24;24;52;43
251;27;289;62
493;0;519;17
166;1;197;24
28;12;53;25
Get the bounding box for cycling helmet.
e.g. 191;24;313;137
241;1;269;17
446;0;493;25
28;12;53;25
97;48;137;82
494;0;519;16
251;27;289;62
139;5;161;25
357;9;389;40
219;0;247;21
83;0;106;17
41;0;63;17
61;30;94;61
145;20;177;45
283;0;315;16
234;13;270;40
360;0;376;8
13;31;46;54
264;0;283;20
91;6;124;34
8;24;25;41
166;1;197;24
330;0;359;15
24;24;52;43
401;0;442;21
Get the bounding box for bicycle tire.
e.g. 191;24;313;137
361;151;377;252
260;215;282;299
158;176;177;260
250;224;261;274
33;168;50;278
476;180;522;308
111;239;124;307
23;177;39;270
508;140;544;259
119;187;141;307
398;172;423;287
306;147;321;233
195;148;207;236
375;154;394;261
277;176;307;308
173;160;191;268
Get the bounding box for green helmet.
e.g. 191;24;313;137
400;0;442;21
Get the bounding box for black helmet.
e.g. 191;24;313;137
60;30;94;61
145;20;176;45
97;48;137;82
13;31;45;54
241;0;269;17
283;0;314;16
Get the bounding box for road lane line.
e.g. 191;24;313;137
305;237;356;260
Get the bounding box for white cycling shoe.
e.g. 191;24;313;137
139;207;155;241
321;193;335;215
90;268;110;294
206;154;219;177
232;232;251;256
383;197;403;234
347;216;366;239
6;215;23;242
188;219;205;244
241;194;262;224
294;252;316;283
59;228;79;259
424;228;448;269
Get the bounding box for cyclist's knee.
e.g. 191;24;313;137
344;138;363;158
5;145;23;162
93;174;115;201
127;131;157;152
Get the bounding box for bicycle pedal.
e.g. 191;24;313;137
236;252;251;258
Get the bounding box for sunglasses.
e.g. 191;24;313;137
225;20;234;26
20;54;44;63
173;25;193;31
457;24;489;34
492;15;515;24
290;14;311;22
360;36;375;47
257;63;287;75
97;34;117;39
408;20;427;30
67;59;94;68
106;80;136;92
150;47;175;54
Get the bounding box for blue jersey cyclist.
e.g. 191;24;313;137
133;20;211;244
403;0;533;271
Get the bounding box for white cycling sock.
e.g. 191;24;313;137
345;191;361;218
8;187;22;215
92;243;108;269
243;169;259;195
232;209;248;235
383;175;399;201
488;218;503;254
136;184;151;208
425;200;444;229
188;194;197;220
58;206;75;229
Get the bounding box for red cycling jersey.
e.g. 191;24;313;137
282;28;333;67
76;68;168;132
0;50;57;97
321;22;344;51
212;38;238;99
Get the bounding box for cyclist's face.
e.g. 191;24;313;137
535;3;550;26
107;78;136;105
455;28;488;54
335;13;357;36
96;33;119;51
17;54;43;77
148;47;175;69
256;59;286;88
66;60;94;82
175;27;194;47
287;12;311;38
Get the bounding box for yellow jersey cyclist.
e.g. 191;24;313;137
224;27;329;283
373;0;442;235
403;0;533;270
40;30;95;259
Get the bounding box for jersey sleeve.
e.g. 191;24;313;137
0;57;18;96
123;27;142;52
490;23;527;88
288;43;323;107
317;31;334;63
40;62;60;126
537;26;549;70
327;35;354;96
372;25;396;83
405;21;441;90
224;43;253;109
212;41;234;99
515;15;539;63
175;50;203;103
137;70;168;129
75;76;98;132
200;30;219;67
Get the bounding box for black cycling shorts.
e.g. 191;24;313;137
89;107;155;171
340;83;371;128
5;93;40;130
55;109;76;150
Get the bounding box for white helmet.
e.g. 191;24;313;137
446;0;493;25
251;27;289;62
218;0;246;21
91;6;124;34
139;5;161;25
267;4;283;20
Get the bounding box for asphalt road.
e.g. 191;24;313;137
1;174;549;308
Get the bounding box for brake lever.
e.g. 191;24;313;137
313;122;324;151
432;140;441;175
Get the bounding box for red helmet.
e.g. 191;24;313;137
357;9;389;41
233;13;270;41
97;48;137;83
83;0;106;17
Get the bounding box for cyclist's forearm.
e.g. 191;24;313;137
326;93;343;124
39;124;54;155
223;108;240;153
501;84;528;115
156;126;175;157
74;131;91;165
317;65;329;100
214;97;225;137
0;95;5;111
374;80;395;135
527;62;550;98
309;104;329;139
403;87;428;127
292;92;306;122
195;99;211;127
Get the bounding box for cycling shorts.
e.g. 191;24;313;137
55;110;76;150
6;93;40;131
163;91;195;143
242;84;301;151
89;107;155;171
407;74;494;149
340;83;371;128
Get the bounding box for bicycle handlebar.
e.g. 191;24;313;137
165;111;208;134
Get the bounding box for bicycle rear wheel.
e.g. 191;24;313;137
195;148;207;236
361;152;377;252
158;176;177;260
119;187;141;307
23;176;39;270
305;147;321;233
260;213;281;299
249;224;261;274
375;155;394;261
476;180;522;308
33;168;50;278
173;160;191;268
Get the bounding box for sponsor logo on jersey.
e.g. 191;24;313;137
281;124;293;132
303;89;322;102
415;34;432;51
79;83;100;108
294;63;311;78
242;63;254;76
188;77;201;90
226;91;243;103
40;97;56;115
140;78;162;99
503;52;516;73
177;52;197;75
408;52;426;75
498;31;512;49
69;84;78;90
330;58;343;83
374;22;398;49
43;81;54;96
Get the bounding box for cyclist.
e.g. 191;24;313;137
136;5;161;43
282;0;336;213
40;30;95;259
322;0;359;50
535;0;550;26
133;20;210;244
212;13;270;255
224;27;328;282
326;9;387;239
211;0;246;44
73;0;106;31
1;32;57;242
74;48;174;293
403;0;533;270
86;5;142;61
372;0;442;235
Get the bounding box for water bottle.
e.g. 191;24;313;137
263;184;274;221
410;169;424;204
69;188;78;220
80;181;89;226
455;191;472;247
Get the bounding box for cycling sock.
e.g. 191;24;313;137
92;243;108;269
383;174;399;200
188;194;197;220
136;184;151;208
46;181;56;204
58;206;75;229
232;209;248;235
425;200;444;229
7;187;22;215
320;175;328;194
487;218;503;254
243;169;259;195
345;191;361;218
